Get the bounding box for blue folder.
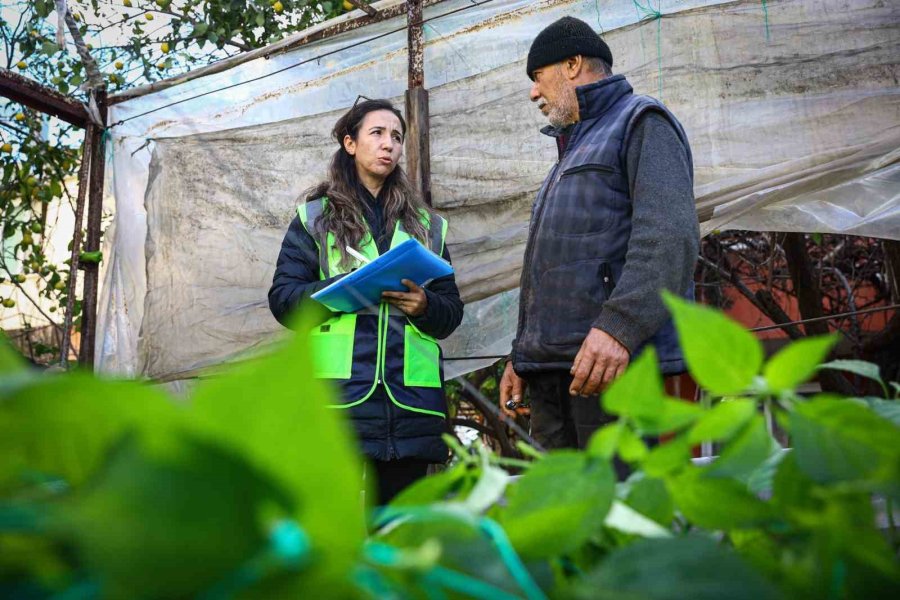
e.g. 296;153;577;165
311;238;454;313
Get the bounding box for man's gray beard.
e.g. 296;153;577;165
546;86;578;128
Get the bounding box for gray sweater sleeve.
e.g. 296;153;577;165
592;111;700;353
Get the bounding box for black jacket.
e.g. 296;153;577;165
268;191;464;462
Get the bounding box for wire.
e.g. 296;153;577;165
107;0;503;129
440;303;900;361
747;303;899;334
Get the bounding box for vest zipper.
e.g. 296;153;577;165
375;302;398;460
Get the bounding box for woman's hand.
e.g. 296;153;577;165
382;279;427;317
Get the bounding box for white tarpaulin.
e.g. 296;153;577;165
98;0;900;380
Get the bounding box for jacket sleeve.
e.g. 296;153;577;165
592;111;700;353
268;216;343;328
408;244;465;340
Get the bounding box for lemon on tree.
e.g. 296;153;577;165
1;143;12;153
123;0;132;6
16;60;27;69
2;299;15;309
145;13;154;20
114;61;124;69
273;1;284;14
343;0;354;10
161;42;170;53
14;113;25;122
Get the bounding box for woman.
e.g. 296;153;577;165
268;99;464;504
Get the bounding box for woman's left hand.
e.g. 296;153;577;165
382;279;427;317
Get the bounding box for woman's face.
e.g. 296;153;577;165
343;109;404;186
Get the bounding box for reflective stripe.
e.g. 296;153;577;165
296;199;331;279
427;213;444;255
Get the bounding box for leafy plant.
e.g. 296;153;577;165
2;296;899;599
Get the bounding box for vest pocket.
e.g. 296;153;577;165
403;324;442;388
309;314;356;379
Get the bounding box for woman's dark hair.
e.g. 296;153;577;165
304;98;431;269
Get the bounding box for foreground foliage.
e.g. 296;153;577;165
1;297;899;599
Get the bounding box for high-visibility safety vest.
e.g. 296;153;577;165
298;197;449;418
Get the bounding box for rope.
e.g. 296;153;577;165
107;0;503;129
762;0;771;41
369;508;548;600
200;519;310;600
632;0;663;98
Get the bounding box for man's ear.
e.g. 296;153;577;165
343;134;356;156
564;55;583;80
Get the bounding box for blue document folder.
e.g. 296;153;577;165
311;238;454;313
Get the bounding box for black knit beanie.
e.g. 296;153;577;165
526;16;613;80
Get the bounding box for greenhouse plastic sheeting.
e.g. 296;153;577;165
98;0;900;380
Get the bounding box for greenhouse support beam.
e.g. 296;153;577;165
107;0;434;105
59;126;94;368
78;92;108;369
346;0;380;17
0;69;89;127
406;0;431;205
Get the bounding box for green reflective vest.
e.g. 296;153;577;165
298;197;449;417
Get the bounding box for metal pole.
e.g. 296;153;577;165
77;92;107;368
59;126;93;368
405;0;432;205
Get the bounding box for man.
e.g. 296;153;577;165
499;16;700;452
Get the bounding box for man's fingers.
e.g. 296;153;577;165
570;347;584;376
581;362;607;396
569;355;595;395
602;360;626;387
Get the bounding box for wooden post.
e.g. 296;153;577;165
59;126;93;368
78;91;108;369
405;0;432;205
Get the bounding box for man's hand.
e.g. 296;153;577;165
569;328;630;397
499;361;528;419
382;279;427;316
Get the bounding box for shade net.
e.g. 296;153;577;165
97;0;900;381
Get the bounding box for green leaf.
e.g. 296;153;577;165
186;308;364;595
193;22;209;37
746;448;790;496
0;331;27;376
604;500;672;538
256;13;265;26
390;465;468;507
51;435;293;599
791;397;900;486
499;452;614;558
642;435;691;477
663;292;763;395
587;422;623;460
818;359;883;385
866;398;900;427
603;346;664;420
40;41;59;55
571;537;782;600
618;426;650;462
688;398;757;444
625;475;674;526
762;334;838;392
705;415;775;482
0;373;179;491
668;469;773;530
637;398;703;435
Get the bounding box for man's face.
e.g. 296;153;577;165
529;63;578;128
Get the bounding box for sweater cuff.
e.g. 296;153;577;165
409;288;439;329
593;309;642;355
